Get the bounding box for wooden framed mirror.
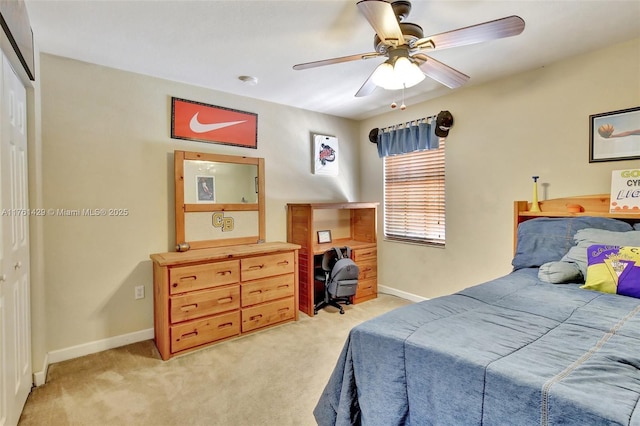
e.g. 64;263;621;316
174;150;265;250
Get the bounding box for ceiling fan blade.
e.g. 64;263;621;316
415;15;525;51
355;70;378;97
415;54;470;89
357;0;405;47
293;52;381;70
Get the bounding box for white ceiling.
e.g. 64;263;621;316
24;0;640;120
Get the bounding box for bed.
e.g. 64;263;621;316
314;194;640;426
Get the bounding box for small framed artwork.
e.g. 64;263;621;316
313;134;339;175
589;106;640;162
317;230;332;244
196;175;215;203
171;97;258;148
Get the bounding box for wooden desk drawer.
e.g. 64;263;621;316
170;285;240;324
241;252;294;281
356;258;377;280
242;297;295;333
171;311;240;353
241;274;295;307
355;278;377;299
352;247;377;261
169;260;240;295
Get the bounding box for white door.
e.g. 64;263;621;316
0;52;31;426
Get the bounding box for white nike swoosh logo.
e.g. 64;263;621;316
189;112;247;133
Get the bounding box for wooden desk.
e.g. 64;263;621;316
287;202;378;316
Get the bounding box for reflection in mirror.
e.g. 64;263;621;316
183;160;258;204
174;151;265;250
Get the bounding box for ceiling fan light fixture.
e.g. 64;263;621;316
371;56;425;90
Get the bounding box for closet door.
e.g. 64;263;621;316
0;52;31;426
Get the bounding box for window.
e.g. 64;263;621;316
383;140;445;246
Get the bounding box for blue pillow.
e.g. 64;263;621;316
635;223;640;231
512;217;633;270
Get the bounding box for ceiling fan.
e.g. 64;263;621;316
293;0;525;97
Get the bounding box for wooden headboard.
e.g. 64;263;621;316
513;194;640;252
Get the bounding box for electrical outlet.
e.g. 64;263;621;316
134;285;145;300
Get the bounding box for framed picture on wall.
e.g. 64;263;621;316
313;134;339;176
171;97;258;148
196;175;215;203
589;106;640;162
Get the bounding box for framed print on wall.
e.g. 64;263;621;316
313;134;339;176
589;106;640;162
171;97;258;148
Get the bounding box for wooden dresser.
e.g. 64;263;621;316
150;242;300;360
287;202;378;316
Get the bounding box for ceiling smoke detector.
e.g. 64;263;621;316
238;75;258;86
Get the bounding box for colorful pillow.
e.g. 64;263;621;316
560;229;640;279
581;245;640;298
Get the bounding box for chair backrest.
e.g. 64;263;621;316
321;246;352;271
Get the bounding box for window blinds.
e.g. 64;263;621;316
383;140;445;246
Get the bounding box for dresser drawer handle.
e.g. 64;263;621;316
361;250;374;257
277;260;289;266
278;307;290;314
362;267;373;273
180;304;198;312
180;331;198;340
180;275;197;282
277;284;289;290
248;264;265;270
217;297;233;304
249;289;263;295
216;270;233;276
218;322;234;329
250;314;263;321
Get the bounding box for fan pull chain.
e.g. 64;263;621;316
390;86;408;110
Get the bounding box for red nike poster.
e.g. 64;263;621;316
171;97;258;148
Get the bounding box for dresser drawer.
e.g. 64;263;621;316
241;274;295;307
241;297;295;333
170;311;240;353
170;285;240;324
169;260;240;295
352;247;377;261
241;252;295;282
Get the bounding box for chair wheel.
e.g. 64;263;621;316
339;309;345;314
313;310;318;315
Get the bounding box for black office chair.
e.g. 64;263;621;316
314;247;359;315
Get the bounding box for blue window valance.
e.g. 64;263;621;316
376;118;439;158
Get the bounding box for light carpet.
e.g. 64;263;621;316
19;294;412;426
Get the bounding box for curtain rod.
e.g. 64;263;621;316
378;114;437;133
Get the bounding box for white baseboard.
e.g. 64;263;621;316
379;285;428;303
32;328;154;386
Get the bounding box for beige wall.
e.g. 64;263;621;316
359;38;640;299
38;54;360;357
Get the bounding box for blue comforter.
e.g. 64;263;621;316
314;268;640;425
